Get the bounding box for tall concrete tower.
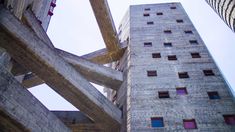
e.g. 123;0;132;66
112;3;235;131
205;0;235;32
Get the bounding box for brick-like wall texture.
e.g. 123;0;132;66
0;65;71;132
116;2;235;132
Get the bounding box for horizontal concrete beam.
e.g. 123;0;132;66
52;111;103;132
82;42;127;64
0;7;121;131
0;65;70;132
89;0;120;52
22;73;44;88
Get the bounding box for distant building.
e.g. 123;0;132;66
205;0;235;32
110;3;235;131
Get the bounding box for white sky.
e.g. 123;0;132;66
29;0;235;111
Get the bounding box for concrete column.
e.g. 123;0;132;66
0;47;12;71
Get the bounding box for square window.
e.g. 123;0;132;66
191;53;201;58
164;42;172;47
156;12;163;15
147;70;157;76
170;6;176;9
151;117;164;127
176;19;184;23
158;91;170;98
144;42;152;47
147;21;154;25
203;70;215;76
178;72;189;78
189;40;198;44
152;53;161;58
145;8;151;11
143;13;150;16
207;91;220;99
164;30;172;34
168;55;177;60
183;119;197;129
176;87;188;95
223;115;235;125
184;30;193;34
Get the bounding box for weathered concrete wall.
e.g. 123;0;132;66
0;65;70;132
123;3;235;131
3;0;55;30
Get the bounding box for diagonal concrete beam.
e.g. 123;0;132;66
22;49;124;90
56;48;123;90
0;65;70;132
82;42;127;64
21;9;123;90
0;7;121;130
89;0;120;52
22;9;54;48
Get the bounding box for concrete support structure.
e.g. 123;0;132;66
108;3;235;131
52;111;103;132
206;0;235;32
0;6;121;131
0;65;70;132
89;0;120;52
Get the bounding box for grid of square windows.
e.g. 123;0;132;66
140;6;228;130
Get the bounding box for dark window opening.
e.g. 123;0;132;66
145;8;151;11
151;117;164;127
164;30;172;34
208;91;220;99
152;53;161;58
144;42;152;47
156;12;163;15
176;19;184;23
158;91;170;98
184;30;193;34
170;6;177;9
168;55;177;60
143;13;150;16
203;70;215;76
189;40;198;44
183;119;197;129
178;72;189;78
176;87;188;95
147;21;154;25
147;70;157;76
223;115;235;125
191;53;201;58
164;42;172;47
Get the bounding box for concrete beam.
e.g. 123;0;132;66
89;0;120;52
21;9;123;90
82;42;127;64
57;49;123;90
0;7;121;130
0;65;70;132
52;111;103;132
22;9;54;48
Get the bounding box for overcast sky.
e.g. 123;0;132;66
29;0;235;111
